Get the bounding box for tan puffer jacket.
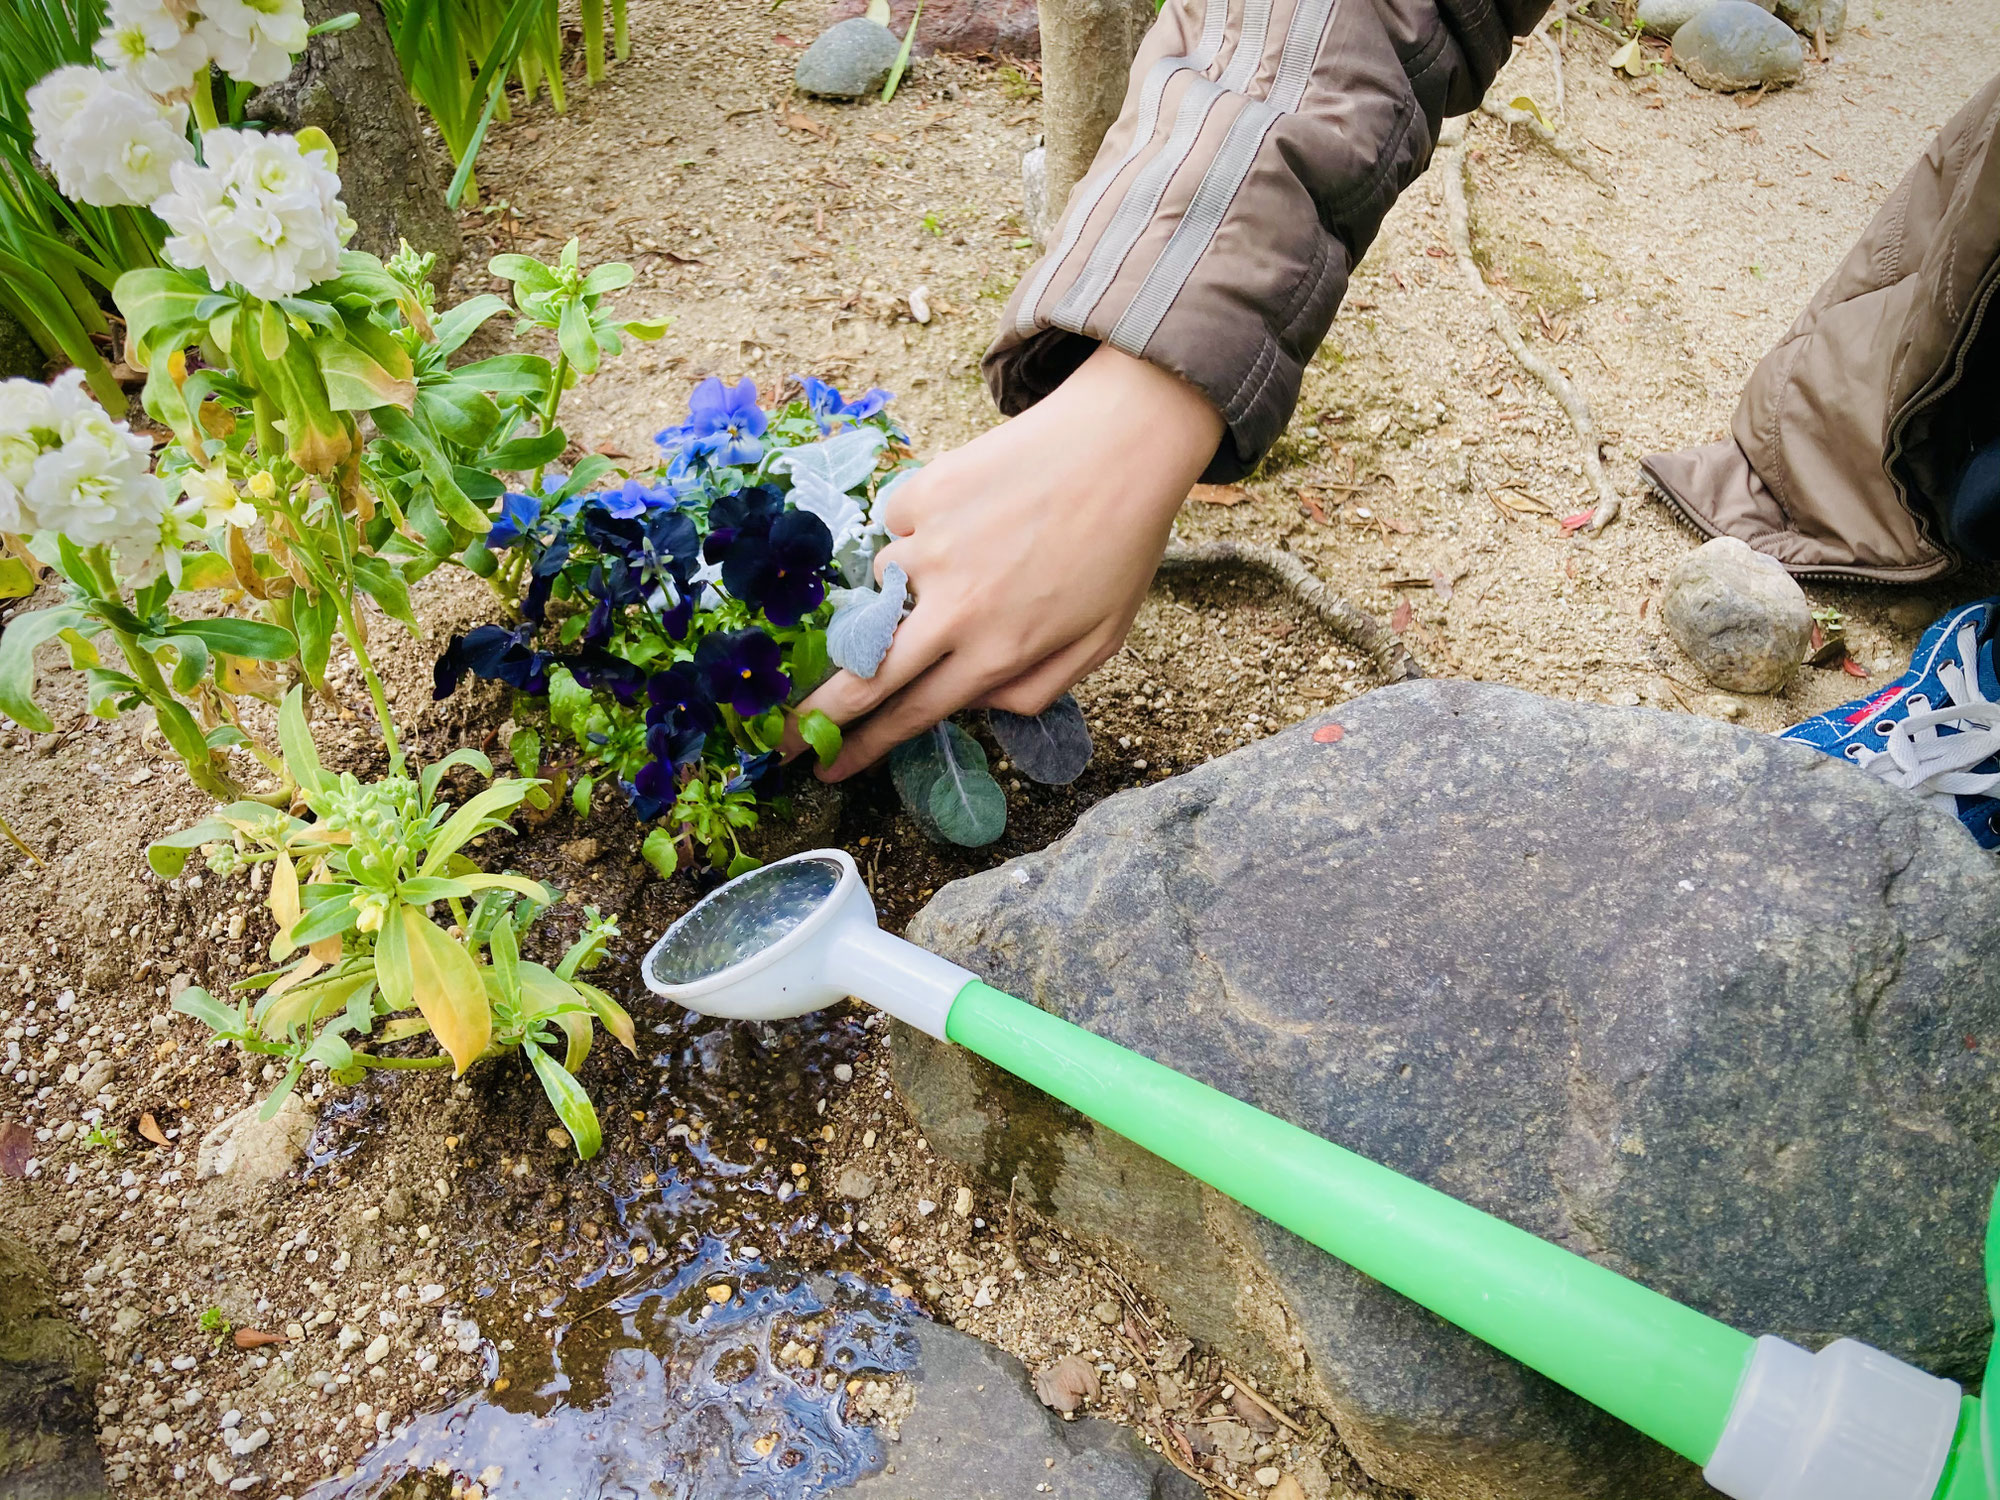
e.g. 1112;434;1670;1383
1642;72;2000;582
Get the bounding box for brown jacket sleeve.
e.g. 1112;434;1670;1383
985;0;1551;481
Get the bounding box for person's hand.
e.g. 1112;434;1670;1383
798;344;1225;780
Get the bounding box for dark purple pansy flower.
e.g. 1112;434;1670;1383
432;624;549;699
694;628;789;717
685;377;766;467
724;748;782;795
644;663;715;766
563;643;649;706
715;508;834;626
701;485;783;559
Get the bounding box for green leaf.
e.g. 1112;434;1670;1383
571;773;593;819
420;746;494;809
580;263;635;296
163;631;209;694
0;605;89;732
507;727;541;778
166;617;297;660
350;554;417;631
431;294;510;355
890;720;1006;847
726;852;760;877
258;299;290;360
619;318;669;341
147;818;236;879
371;405;490;532
415;378;502;446
397;875;475;903
314;325;417;411
113;267;214;367
557;296;599;374
489;255;561;298
277;685;324;796
546;666;591;735
418;779;535;877
172;985;241;1035
482;428;565;470
640;827;678;880
289;896;360;946
797;709;842;768
293;589;336;687
524;1039;601;1159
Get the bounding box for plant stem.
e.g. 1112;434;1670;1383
354;1054;453;1070
279;484;404;771
85;549;240;801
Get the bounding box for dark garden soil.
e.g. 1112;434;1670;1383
2;1;1997;1497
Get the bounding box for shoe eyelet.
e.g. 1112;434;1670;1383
1989;810;2000;837
1844;744;1866;761
1873;719;1899;737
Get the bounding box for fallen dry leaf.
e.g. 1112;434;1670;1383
1033;1353;1099;1414
1841;656;1870;678
1297;493;1329;524
780;109;828;140
1230;1386;1280;1434
1270;1478;1308;1500
1390;598;1413;633
0;1122;32;1176
1379;516;1417;535
1191;483;1249;507
1559;510;1595;535
138;1112;168;1147
233;1328;287;1349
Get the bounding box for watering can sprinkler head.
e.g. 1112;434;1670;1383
640;849;974;1040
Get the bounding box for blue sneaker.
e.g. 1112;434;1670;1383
1780;598;2000;850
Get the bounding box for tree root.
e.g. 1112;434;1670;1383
1477;99;1616;195
1157;539;1424;684
1438;114;1622;532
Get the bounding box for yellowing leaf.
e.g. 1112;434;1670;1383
268;854;302;954
379;905;490;1075
1509;93;1551;130
1609;37;1646;76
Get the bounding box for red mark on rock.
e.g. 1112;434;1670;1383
1312;724;1346;744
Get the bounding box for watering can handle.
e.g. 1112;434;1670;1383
942;979;1982;1500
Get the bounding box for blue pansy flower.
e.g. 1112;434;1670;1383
594;477;684;520
796;376;892;431
684;376;767;466
485;491;543;550
695;628;789;717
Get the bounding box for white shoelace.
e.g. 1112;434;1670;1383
1854;622;2000;814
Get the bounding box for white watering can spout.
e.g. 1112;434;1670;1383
640;849;971;1039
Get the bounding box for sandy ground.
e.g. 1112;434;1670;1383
2;1;1997;1496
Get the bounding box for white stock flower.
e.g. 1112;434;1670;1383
154;128;352;300
94;0;211;98
27;65;193;209
181;466;257;529
0;371;108;533
193;0;307;87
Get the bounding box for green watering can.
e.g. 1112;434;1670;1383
642;850;2000;1500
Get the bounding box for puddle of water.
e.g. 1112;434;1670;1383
309;974;925;1500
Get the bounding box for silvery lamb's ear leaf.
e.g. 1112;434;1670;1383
826;562;908;679
890;720;1006;847
789;471;866;544
987;693;1093;785
771;427;886;493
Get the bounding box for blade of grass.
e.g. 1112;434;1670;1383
880;0;920;103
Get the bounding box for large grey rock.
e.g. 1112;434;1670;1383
1773;0;1844;39
1635;0;1772;37
1661;535;1811;693
840;1322;1200;1499
1672;1;1806;90
795;18;906;99
895;680;2000;1500
0;1235;109;1500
